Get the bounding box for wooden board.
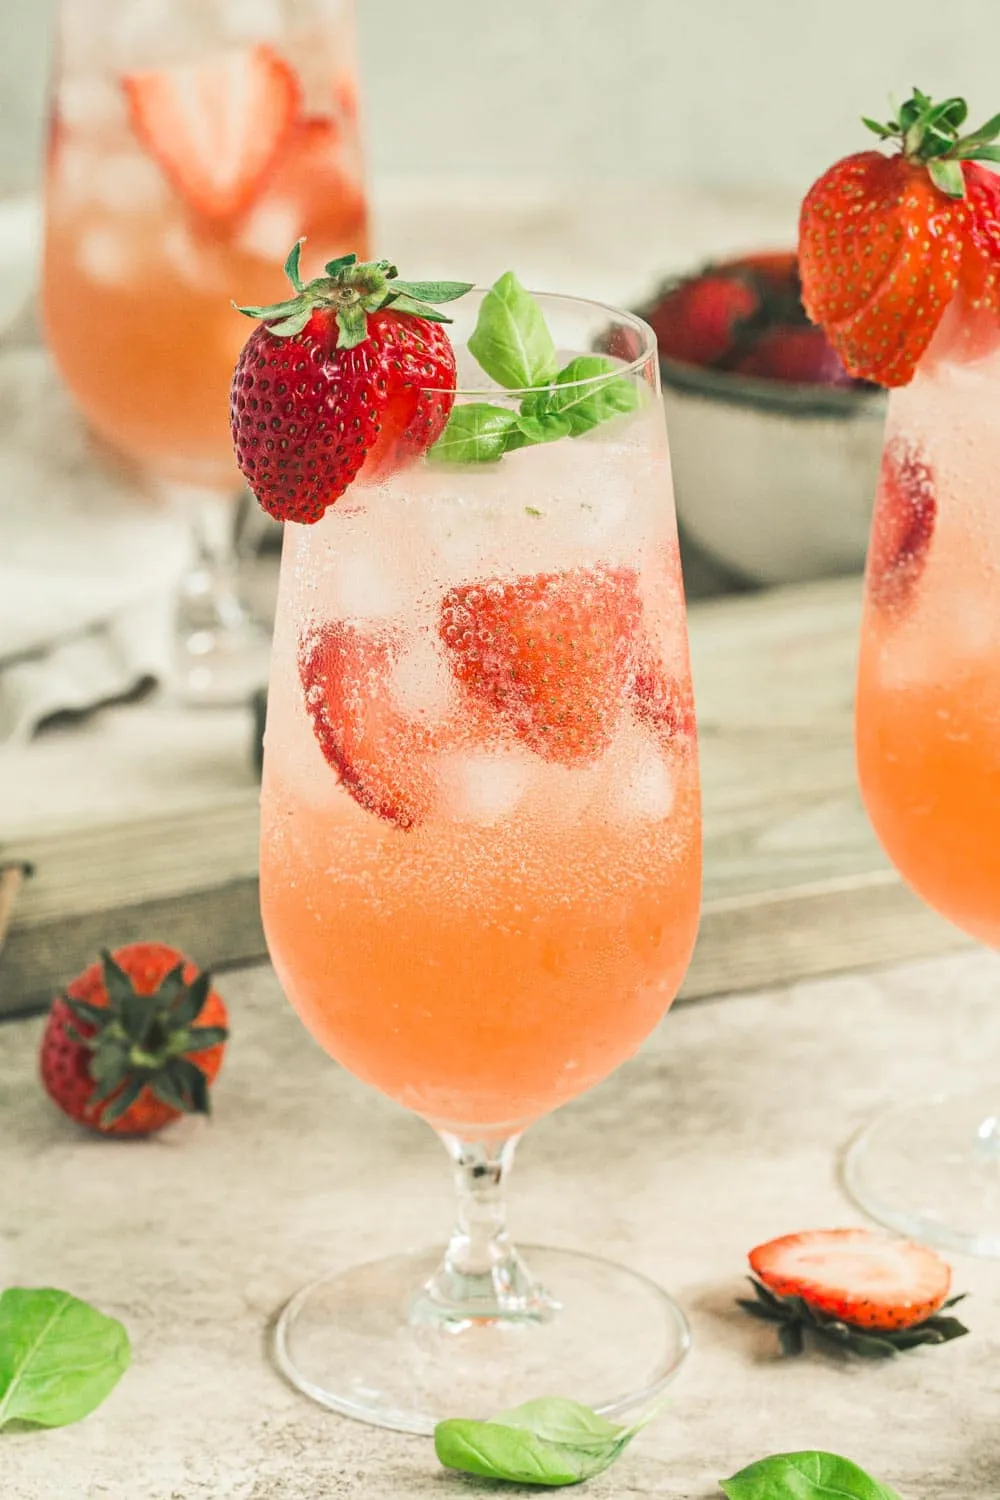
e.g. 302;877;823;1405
0;575;967;1013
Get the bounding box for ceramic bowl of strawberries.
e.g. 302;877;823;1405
639;252;886;586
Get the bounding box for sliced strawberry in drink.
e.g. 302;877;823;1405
239;114;367;265
333;70;360;125
867;438;937;613
749;1227;952;1332
299;621;438;830
439;566;643;766
631;652;697;745
122;44;301;221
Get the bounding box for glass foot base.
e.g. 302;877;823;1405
844;1090;1000;1257
273;1244;690;1434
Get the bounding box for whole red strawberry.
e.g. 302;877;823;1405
799;90;1000;386
231;247;471;523
41;943;229;1136
730;326;855;386
648;271;760;367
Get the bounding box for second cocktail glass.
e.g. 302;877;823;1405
42;0;369;701
259;291;702;1431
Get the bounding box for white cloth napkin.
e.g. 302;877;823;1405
0;345;189;743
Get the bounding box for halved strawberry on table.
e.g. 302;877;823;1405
740;1227;968;1357
230;249;471;523
439;566;644;766
122;43;301;222
799;89;1000;387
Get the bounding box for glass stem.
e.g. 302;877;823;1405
415;1134;553;1326
174;485;248;633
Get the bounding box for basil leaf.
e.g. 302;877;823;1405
515;410;572;445
528;355;640;437
429;404;524;464
435;1398;635;1487
720;1451;903;1500
0;1288;130;1430
468;271;559;389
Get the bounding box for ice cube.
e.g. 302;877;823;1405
49;141;102;211
92;150;167;214
440;750;532;825
221;0;287;43
317;523;410;621
238;197;302;265
76;224;139;286
387;635;455;726
613;742;676;822
59;76;125;131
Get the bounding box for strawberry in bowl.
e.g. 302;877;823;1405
638;250;885;586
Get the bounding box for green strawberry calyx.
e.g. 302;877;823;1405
64;951;228;1125
233;243;474;350
863;88;1000;197
738;1275;969;1358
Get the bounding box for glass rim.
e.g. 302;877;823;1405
422;287;658;398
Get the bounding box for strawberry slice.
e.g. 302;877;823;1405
123;44;301;221
439;566;643;765
299;621;437;830
631;652;697;745
749;1228;951;1332
867;438;937;613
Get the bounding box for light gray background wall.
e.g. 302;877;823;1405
2;0;998;197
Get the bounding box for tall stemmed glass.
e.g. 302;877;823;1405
846;293;1000;1255
259;289;702;1431
42;0;369;702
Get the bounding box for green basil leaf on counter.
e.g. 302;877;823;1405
435;1395;641;1486
0;1288;131;1430
720;1450;903;1500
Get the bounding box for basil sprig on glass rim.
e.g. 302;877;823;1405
429;271;642;465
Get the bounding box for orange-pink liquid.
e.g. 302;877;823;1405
260;420;702;1135
857;319;1000;947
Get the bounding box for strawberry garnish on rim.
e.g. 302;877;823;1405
799;89;1000;386
740;1227;969;1357
122;44;300;222
230;247;471;523
439;566;644;767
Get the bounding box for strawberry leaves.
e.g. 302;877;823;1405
738;1276;969;1358
64;951;227;1124
431;273;641;465
861;88;1000;193
234;251;474;350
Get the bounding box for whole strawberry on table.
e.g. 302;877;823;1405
41;943;228;1135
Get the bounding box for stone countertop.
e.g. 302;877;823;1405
3;948;1000;1499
